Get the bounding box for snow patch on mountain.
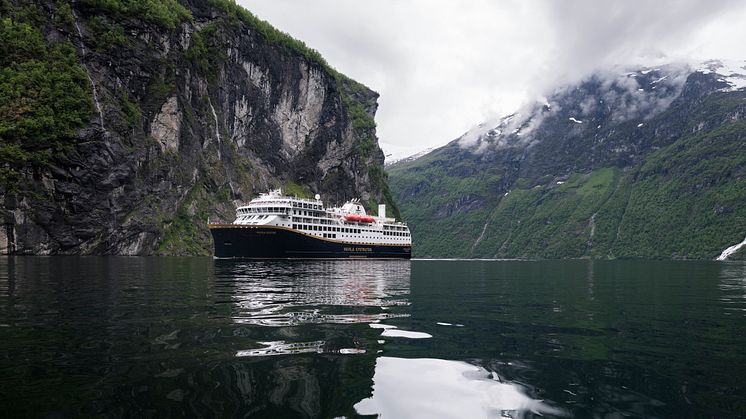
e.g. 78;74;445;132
698;59;746;90
386;147;435;166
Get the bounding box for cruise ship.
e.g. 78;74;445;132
208;189;412;259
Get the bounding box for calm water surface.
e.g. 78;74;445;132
1;258;745;418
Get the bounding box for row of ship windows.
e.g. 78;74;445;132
293;224;410;237
294;216;334;225
239;207;286;214
292;202;322;210
314;233;408;241
312;232;408;242
293;217;409;232
240;206;322;214
294;224;360;234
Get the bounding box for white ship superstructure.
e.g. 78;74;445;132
230;189;411;246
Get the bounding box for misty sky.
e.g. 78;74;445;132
237;0;746;159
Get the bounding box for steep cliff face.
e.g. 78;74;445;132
389;63;746;259
0;0;396;255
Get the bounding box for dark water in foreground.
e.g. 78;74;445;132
1;258;745;418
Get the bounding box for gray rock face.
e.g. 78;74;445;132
0;1;393;255
151;96;182;153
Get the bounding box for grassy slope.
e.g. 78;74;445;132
0;6;93;191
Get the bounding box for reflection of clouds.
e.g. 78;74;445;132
213;260;411;326
719;263;746;312
355;357;566;418
369;322;432;339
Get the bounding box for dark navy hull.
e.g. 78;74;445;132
209;225;412;259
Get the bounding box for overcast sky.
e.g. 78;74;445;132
237;0;746;160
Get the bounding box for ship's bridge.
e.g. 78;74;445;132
339;201;367;216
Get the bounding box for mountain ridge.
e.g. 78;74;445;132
389;62;746;260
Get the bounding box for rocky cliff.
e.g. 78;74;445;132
0;0;397;255
389;62;746;259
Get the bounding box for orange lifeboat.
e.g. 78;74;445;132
345;214;375;223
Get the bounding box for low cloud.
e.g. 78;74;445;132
238;0;746;158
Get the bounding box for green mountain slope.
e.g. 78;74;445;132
390;67;746;259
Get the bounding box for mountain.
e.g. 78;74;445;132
0;0;398;255
389;61;746;260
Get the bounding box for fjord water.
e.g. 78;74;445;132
1;258;745;418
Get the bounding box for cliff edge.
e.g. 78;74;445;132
0;0;398;255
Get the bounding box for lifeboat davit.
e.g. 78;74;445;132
345;214;375;223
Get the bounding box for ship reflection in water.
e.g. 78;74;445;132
213;259;561;418
215;259;411;328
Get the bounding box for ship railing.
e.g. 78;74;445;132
237;197;323;208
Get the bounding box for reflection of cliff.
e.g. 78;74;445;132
203;353;378;418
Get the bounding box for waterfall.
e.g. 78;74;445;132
208;97;222;159
716;235;746;261
71;4;105;129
